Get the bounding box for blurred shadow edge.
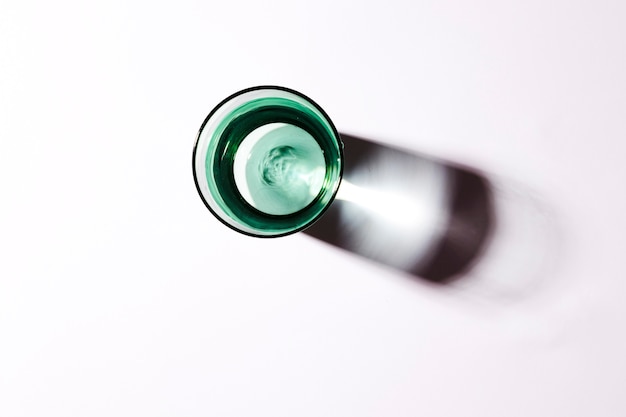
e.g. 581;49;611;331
304;133;496;285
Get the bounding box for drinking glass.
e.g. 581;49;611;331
193;86;343;237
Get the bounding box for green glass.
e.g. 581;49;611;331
193;86;343;237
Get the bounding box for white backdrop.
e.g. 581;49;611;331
1;0;626;415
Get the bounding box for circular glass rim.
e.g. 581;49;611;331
192;85;344;238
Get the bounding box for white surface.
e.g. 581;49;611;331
1;0;625;416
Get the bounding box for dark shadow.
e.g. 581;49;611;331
304;133;496;284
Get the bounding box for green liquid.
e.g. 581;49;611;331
234;123;326;215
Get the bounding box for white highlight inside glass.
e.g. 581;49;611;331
233;123;326;215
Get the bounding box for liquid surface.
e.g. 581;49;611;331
233;123;326;215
